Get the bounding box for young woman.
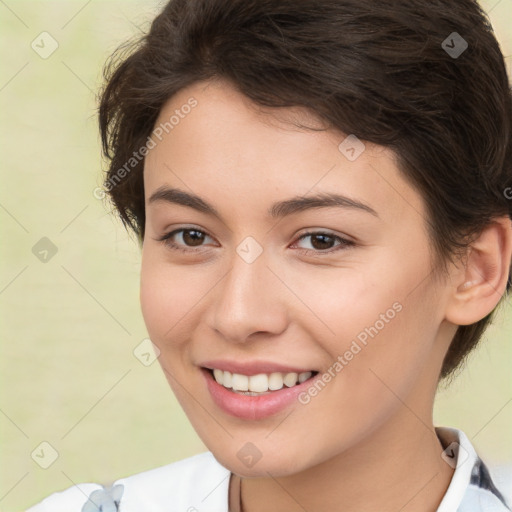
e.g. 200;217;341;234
28;0;512;510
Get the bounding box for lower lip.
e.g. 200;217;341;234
201;368;319;420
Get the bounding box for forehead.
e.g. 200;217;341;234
143;79;425;225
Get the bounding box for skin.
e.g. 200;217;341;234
140;78;512;512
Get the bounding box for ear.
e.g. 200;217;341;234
444;216;512;326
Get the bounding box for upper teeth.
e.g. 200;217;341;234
212;369;313;393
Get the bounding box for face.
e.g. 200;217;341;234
140;78;453;477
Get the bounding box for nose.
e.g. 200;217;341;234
208;248;288;344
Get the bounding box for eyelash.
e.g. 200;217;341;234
156;227;355;256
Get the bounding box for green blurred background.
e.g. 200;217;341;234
0;1;511;510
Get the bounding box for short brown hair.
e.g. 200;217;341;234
98;0;512;381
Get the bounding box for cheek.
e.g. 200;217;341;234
288;261;405;348
139;249;221;359
139;253;194;346
139;254;205;402
285;296;438;471
139;260;170;340
296;256;439;407
327;286;438;419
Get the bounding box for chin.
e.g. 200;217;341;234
210;445;312;478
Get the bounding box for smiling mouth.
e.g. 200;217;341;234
203;367;319;395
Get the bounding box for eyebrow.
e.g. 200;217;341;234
148;186;379;219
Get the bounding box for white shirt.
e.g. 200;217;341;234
26;427;511;512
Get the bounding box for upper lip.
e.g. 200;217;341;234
200;359;317;376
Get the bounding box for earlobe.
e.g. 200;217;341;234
445;216;512;326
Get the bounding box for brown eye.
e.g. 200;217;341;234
294;231;355;255
157;228;215;252
181;229;206;246
308;233;336;250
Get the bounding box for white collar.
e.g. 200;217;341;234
435;426;480;511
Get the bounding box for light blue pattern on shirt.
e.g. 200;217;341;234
81;484;123;512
